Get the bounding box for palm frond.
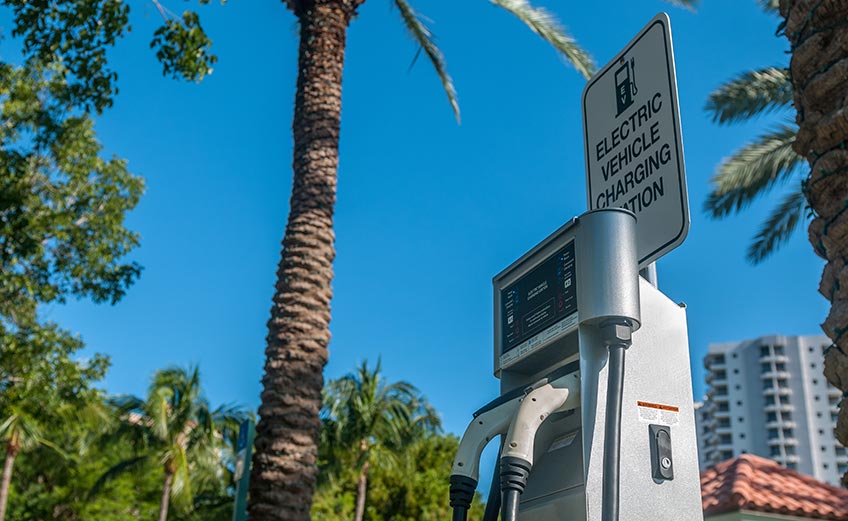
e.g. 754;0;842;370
663;0;698;12
89;455;149;498
706;67;793;124
393;0;460;122
705;124;803;217
759;0;779;13
490;0;595;79
747;189;806;264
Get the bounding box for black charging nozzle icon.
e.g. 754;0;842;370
614;57;637;117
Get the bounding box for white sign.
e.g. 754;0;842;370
583;13;689;268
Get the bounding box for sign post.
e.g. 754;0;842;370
232;418;255;521
583;13;689;268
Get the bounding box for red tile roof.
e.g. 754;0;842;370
701;454;848;520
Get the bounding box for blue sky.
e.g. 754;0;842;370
27;0;825;446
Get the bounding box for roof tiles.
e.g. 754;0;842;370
701;454;848;520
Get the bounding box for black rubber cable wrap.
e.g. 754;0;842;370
500;456;531;521
482;437;505;521
449;474;477;521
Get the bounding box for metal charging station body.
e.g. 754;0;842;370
492;209;703;521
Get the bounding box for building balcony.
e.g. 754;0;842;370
760;353;789;364
763;387;791;396
776;454;801;464
714;409;730;418
761;370;791;379
767;438;783;446
765;420;796;429
782;438;799;446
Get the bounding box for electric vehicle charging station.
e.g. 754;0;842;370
449;14;703;521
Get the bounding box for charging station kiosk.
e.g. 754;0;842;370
450;14;702;521
449;209;702;521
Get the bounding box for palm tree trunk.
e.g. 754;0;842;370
354;460;370;521
780;0;848;485
0;445;19;521
158;471;173;521
248;1;362;520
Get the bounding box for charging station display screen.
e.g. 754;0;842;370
501;241;577;354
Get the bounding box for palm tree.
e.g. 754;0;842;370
248;1;698;518
319;360;439;521
777;0;848;484
0;407;65;521
92;366;246;521
704;64;806;263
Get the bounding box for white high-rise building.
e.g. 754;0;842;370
696;334;846;485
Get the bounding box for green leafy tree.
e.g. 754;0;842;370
776;0;848;484
312;433;485;521
91;366;247;521
0;321;109;521
319;360;440;521
704;2;805;263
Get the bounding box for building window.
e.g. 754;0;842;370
765;396;776;406
775;362;786;371
718;418;730;428
817;412;823;418
768;428;779;439
786;462;797;470
719;434;732;444
835;446;846;456
777;379;789;388
760;346;770;357
718;402;729;412
713;354;726;364
732;353;738;358
735;384;742;390
761;362;771;373
738;417;744;423
734;368;739;374
763;380;774;390
823;463;829;470
785;445;796;456
737;400;743;406
774;345;785;355
780;395;790;405
770;445;781;456
767;412;778;422
839;463;848;474
720;451;733;460
740;433;746;439
811;363;817;369
815;395;821;401
822;446;828;452
831;412;839;422
813;379;819;385
783;428;794;438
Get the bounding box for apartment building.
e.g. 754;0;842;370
696;335;846;485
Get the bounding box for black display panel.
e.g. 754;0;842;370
501;241;577;354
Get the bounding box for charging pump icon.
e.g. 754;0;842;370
615;57;638;116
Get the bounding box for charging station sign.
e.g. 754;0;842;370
582;13;689;268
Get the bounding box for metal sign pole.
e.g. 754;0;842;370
232;418;255;521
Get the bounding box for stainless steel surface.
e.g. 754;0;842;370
576;209;641;331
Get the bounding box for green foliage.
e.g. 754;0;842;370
0;64;144;325
704;21;806;263
151;10;217;83
2;0;222;113
706;67;793;124
490;0;596;79
92;366;248;517
748;189;806;264
394;0;460;122
313;433;486;521
705;124;802;218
